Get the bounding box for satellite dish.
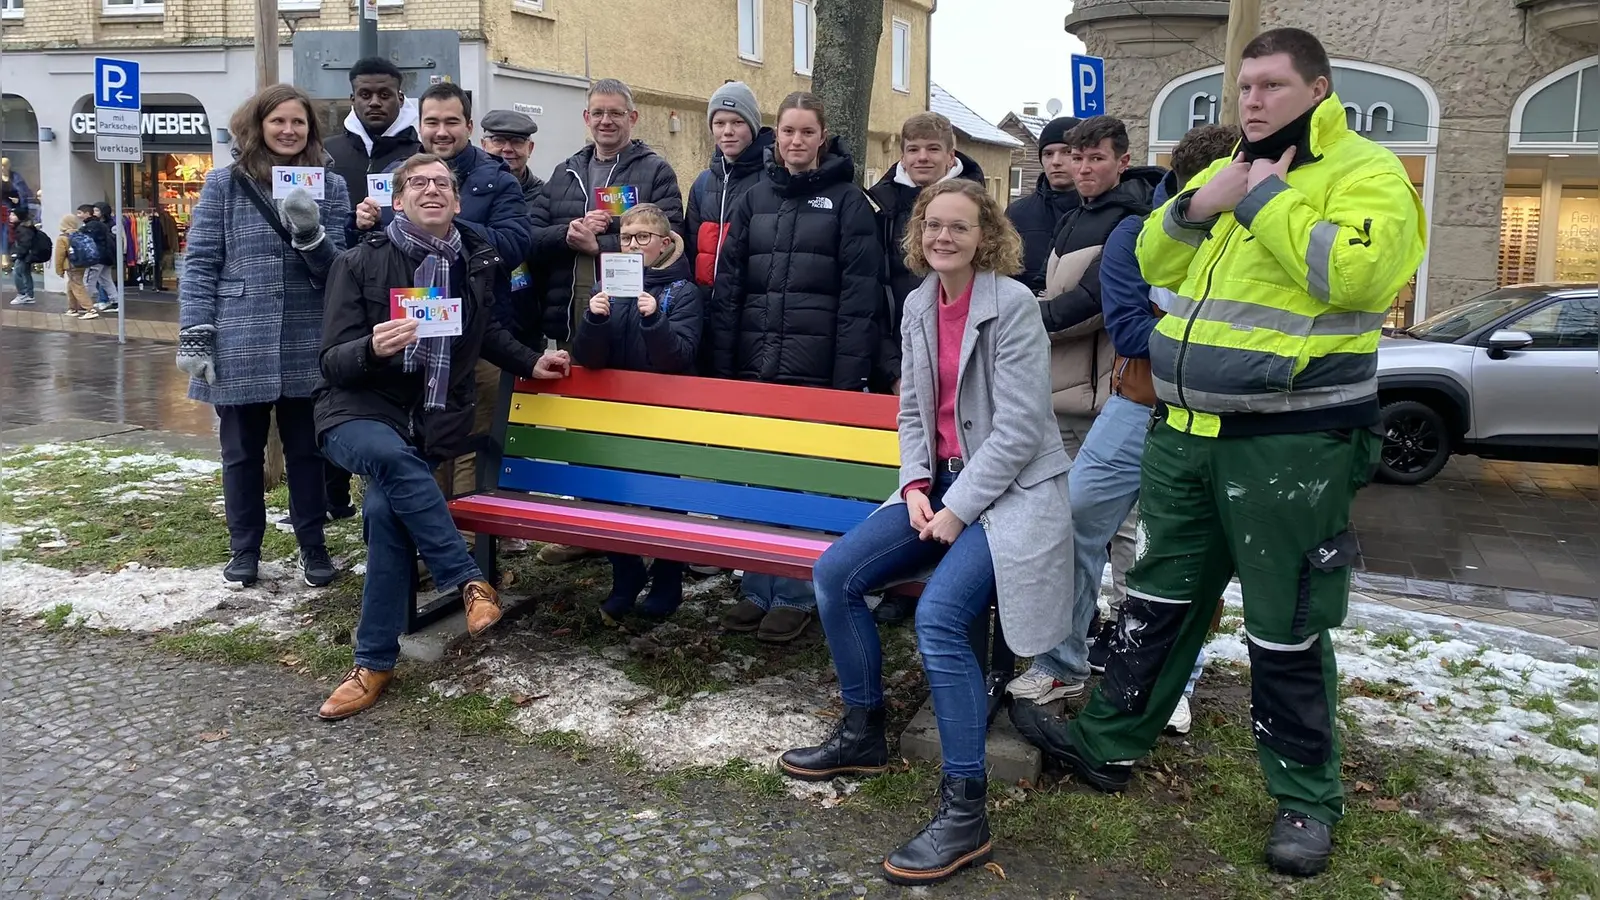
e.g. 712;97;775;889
1046;98;1064;117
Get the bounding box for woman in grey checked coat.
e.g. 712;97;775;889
176;84;351;589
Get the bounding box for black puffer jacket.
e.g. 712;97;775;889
711;138;882;390
685;128;774;288
866;150;986;390
529;140;684;344
1040;166;1165;334
314;224;539;462
1006;174;1080;293
573;234;701;375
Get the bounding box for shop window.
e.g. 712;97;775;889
1555;185;1599;284
1499;194;1542;287
102;0;164;14
891;19;911;93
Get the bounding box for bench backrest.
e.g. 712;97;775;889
501;369;902;534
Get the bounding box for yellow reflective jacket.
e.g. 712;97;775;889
1136;94;1426;438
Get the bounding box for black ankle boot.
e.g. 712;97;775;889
779;706;889;781
881;774;992;885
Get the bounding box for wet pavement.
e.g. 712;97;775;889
2;322;1598;605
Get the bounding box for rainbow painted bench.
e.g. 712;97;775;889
438;367;1014;716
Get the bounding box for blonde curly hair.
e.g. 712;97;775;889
900;180;1023;277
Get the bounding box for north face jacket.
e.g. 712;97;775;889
710;137;883;390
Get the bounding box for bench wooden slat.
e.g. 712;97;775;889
500;457;880;534
516;368;899;429
508;393;900;466
504;426;898;501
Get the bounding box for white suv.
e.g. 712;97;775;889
1375;283;1600;485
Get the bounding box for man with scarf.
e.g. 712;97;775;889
313;153;570;722
1023;28;1425;878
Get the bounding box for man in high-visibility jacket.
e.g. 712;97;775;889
1015;27;1426;877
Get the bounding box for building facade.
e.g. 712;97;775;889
928;83;1022;209
0;0;933;292
998;107;1049;202
1064;0;1597;324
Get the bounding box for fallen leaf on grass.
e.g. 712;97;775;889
550;627;572;637
510;693;548;707
984;862;1006;880
197;730;230;743
1372;798;1401;812
278;655;302;667
1353;781;1375;793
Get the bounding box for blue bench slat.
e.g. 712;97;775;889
499;458;880;535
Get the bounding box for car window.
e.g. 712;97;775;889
1508;298;1600;349
1405;287;1548;342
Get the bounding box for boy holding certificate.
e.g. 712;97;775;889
573;202;703;621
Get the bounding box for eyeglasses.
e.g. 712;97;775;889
404;175;455;193
485;134;530;147
587;110;630;122
923;220;974;238
620;232;666;246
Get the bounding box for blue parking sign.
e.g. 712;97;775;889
1070;54;1105;118
95;58;141;111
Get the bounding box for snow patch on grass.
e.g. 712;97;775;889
0;560;310;633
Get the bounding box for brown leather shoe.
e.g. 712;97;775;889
317;666;393;721
463;579;503;636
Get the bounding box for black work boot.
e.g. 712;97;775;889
1008;700;1131;793
779;707;890;781
881;775;992;885
1265;808;1333;877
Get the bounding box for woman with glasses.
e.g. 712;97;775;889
573;202;702;620
777;179;1072;886
708;90;886;644
313;153;571;721
176;83;351;590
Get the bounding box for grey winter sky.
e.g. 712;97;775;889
931;0;1088;124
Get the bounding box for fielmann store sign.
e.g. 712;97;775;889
71;108;212;147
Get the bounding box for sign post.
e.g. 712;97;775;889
95;57;141;345
1070;53;1106;118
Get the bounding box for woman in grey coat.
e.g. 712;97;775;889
778;180;1072;886
176;84;351;589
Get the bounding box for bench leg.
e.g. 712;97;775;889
474;533;499;591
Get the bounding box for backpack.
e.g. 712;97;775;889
67;230;101;267
27;228;51;265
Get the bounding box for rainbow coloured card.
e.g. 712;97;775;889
594;185;638;215
390;287;463;338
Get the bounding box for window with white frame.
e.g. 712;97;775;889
103;0;163;13
279;0;320;11
792;0;815;76
1;0;22;20
738;0;762;63
891;18;911;93
1009;167;1023;198
511;0;544;13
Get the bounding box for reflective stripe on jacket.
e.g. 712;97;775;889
1136;93;1426;438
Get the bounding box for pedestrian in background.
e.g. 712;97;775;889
54;213;96;318
175;83;351;590
6;209;44;305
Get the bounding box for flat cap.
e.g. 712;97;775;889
481;109;537;137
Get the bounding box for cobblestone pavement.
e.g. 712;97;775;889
0;625;1154;900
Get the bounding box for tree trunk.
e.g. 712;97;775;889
812;0;884;184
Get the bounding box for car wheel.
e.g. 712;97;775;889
1378;400;1452;486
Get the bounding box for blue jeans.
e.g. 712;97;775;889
741;573;815;611
12;260;33;297
321;418;483;672
1035;395;1207;693
813;473;995;778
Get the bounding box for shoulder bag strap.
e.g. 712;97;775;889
231;165;296;247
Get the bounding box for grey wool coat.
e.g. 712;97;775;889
179;165;351;406
885;269;1075;658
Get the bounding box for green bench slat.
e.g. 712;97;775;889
504;426;898;502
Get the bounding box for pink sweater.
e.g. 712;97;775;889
903;278;973;500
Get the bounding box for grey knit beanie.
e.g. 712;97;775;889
708;81;761;134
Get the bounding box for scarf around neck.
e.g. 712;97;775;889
1240;103;1318;162
385;214;464;411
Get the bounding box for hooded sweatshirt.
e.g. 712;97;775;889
327;100;422;208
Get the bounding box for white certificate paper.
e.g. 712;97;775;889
272;166;326;200
366;173;394;206
600;252;645;297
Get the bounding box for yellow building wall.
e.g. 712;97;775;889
0;0;481;47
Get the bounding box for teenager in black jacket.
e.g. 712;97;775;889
312;154;567;723
709;91;884;645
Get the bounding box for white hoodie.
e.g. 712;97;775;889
343;98;420;156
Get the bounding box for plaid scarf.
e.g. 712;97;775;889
385;214;463;411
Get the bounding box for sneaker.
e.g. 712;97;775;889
1008;699;1132;793
1005;666;1087;704
1165;694;1192;736
93;302;110;311
300;545;336;588
536;542;597;565
8;295;34;305
65;309;83;317
327;504;358;521
224;549;260;586
79;309;100;320
1265;808;1333;877
1087;617;1118;674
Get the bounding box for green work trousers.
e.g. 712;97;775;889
1068;418;1380;826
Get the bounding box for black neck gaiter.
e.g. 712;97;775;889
1240;104;1317;162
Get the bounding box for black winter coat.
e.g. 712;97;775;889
1006;174;1080;293
83;217;115;267
573;235;701;375
1039;166;1163;334
865;150;986;390
529;140;684;344
685;128;774;288
326;122;422;209
314;224;539;462
710;137;882;390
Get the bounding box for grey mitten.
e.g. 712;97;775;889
279;187;325;250
176;324;217;385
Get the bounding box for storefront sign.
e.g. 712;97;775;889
71;108;211;144
1154;62;1434;145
